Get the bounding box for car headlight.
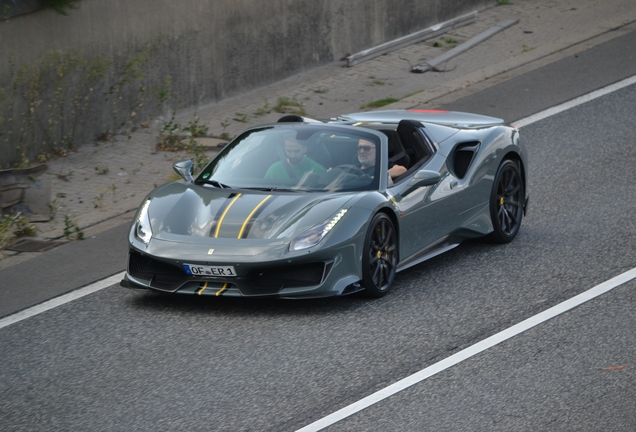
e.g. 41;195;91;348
290;209;348;251
135;199;152;245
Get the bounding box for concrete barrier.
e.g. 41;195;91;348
0;0;492;168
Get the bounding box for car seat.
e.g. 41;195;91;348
380;129;410;169
396;119;433;168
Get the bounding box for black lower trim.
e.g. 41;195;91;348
126;250;335;296
120;275;150;290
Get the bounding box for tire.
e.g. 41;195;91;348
489;159;524;243
360;213;398;298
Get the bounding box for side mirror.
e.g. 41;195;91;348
400;169;441;197
173;160;194;182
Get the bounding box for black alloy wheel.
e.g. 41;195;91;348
361;213;398;297
489;159;524;243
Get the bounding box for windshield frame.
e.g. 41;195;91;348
195;123;388;193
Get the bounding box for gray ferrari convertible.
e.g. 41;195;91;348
121;109;528;298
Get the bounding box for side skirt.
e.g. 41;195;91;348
396;242;460;273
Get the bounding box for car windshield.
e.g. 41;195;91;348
195;125;382;192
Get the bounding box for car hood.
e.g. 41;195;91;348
145;182;357;242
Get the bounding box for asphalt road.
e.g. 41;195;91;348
0;223;129;317
1;31;636;431
441;24;636;124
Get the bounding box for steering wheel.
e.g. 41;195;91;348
335;164;366;177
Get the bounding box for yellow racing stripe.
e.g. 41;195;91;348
237;195;271;239
216;283;228;296
214;193;242;238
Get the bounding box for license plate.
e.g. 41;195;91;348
183;264;237;277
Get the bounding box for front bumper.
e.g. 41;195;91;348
121;247;363;298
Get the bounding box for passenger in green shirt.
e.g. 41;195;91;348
265;134;326;179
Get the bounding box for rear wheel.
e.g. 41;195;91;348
489;159;524;243
361;213;397;298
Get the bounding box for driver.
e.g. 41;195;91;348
265;132;326;179
357;139;407;179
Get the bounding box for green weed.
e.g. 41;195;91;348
92;193;104;209
0;213;38;251
2;4;11;20
0;38;175;169
367;80;386;87
188;139;208;175
0;217;15;251
233;112;248;123
6;50;112;166
63;215;84;240
48;198;59;220
274;97;306;115
10;214;37;237
254;101;271;116
43;0;78;15
183;116;208;138
157;113;183;150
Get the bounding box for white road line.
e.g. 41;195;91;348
296;267;636;432
512;75;636;128
0;271;125;331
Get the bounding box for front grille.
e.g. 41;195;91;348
249;262;325;290
128;251;187;290
129;252;331;295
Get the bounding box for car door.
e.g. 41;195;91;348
390;152;466;265
388;120;470;267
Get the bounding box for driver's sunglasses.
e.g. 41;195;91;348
357;145;374;153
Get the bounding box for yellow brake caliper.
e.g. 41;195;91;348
375;227;391;260
378;247;390;260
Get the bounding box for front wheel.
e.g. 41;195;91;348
360;213;398;298
489;159;524;243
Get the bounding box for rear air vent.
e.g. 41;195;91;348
453;142;480;179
